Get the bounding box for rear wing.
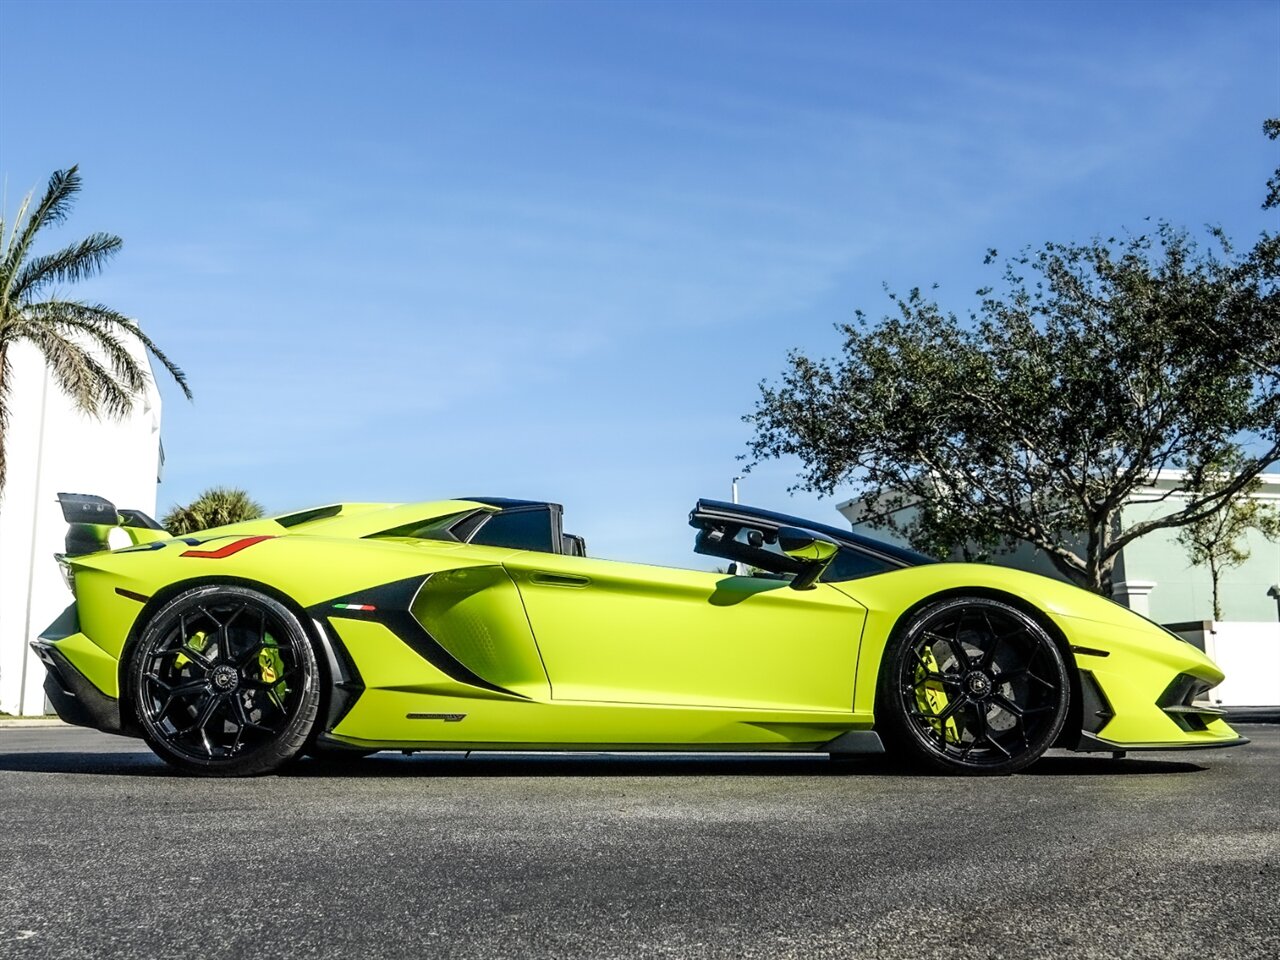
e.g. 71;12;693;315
57;492;168;557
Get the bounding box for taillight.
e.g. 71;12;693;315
55;554;76;596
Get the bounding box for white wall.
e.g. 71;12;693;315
0;338;162;716
1171;622;1280;708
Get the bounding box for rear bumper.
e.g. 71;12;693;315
29;640;129;735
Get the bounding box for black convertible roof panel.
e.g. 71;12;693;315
691;499;936;568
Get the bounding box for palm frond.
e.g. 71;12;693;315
21;303;150;394
20;300;191;401
0;190;33;283
10;232;123;299
20;324;106;417
22;166;81;234
0;167;81;294
74;303;193;400
18;318;138;420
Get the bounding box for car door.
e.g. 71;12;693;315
502;552;867;712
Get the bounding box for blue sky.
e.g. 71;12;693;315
2;0;1277;567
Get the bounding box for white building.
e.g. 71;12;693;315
0;338;163;716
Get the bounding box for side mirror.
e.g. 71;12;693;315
776;526;839;590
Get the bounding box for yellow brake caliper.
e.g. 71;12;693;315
917;647;961;745
258;635;287;703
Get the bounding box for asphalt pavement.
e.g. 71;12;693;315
0;725;1277;960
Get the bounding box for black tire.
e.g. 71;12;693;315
129;585;321;777
877;596;1070;775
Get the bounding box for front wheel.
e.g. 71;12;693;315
877;597;1070;775
129;585;321;776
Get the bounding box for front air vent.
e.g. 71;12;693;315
1157;674;1223;732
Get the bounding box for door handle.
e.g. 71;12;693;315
530;572;590;588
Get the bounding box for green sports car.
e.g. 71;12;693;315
34;492;1246;777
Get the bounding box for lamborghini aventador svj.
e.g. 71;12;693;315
33;492;1245;776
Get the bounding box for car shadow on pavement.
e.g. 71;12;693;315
0;750;170;776
288;752;1207;779
0;750;1206;778
1022;754;1206;776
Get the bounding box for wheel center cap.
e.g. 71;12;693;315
211;665;239;692
965;671;992;699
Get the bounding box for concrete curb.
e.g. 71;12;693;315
0;718;70;729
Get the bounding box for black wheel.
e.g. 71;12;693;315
129;585;320;776
877;597;1070;775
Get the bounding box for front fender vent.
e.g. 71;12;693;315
1079;670;1115;735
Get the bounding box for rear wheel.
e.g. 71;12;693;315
877;597;1069;775
129;585;320;776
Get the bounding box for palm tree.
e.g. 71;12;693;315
0;165;192;496
164;486;265;535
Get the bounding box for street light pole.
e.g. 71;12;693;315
732;476;741;505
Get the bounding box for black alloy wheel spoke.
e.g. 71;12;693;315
910;670;959;689
986;733;1013;759
939;636;972;673
216;605;248;660
1030;672;1054;690
232;696;272;734
171;693;215;738
234;609;270;668
216;625;234;663
935;695;969;724
972;706;1011;758
911;649;940;674
265;687;288;714
994;665;1053;689
228;698;253;753
978;611;1002;669
235;645;262;669
1003;670;1054;691
921;632;962;655
192;694;229;757
156;641;213;672
157;679;207;715
991;692;1024;718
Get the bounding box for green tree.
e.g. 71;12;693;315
0;166;191;495
746;123;1279;596
164;487;265;535
1176;467;1280;621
